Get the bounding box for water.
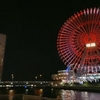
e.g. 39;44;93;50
0;87;100;100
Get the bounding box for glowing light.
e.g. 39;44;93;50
40;74;42;77
86;43;96;47
91;43;96;47
86;44;90;47
40;89;43;92
24;85;27;89
66;66;70;73
35;76;37;79
9;90;14;99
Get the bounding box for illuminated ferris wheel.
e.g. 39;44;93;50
57;8;100;74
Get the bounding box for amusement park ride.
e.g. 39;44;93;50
57;7;100;83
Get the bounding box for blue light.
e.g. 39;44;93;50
66;66;71;72
24;85;27;89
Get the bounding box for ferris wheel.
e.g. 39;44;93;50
57;8;100;74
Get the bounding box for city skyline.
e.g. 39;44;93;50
0;1;100;81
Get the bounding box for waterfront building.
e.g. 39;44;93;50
51;70;76;83
52;69;100;84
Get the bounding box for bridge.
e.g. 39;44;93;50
0;81;60;88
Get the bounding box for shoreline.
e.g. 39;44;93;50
52;84;100;92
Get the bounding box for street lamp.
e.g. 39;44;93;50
35;76;37;79
40;74;42;77
11;74;14;81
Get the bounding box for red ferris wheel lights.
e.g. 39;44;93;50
57;7;100;74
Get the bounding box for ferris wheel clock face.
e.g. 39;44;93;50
57;8;100;74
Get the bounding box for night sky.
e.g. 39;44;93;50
0;1;100;81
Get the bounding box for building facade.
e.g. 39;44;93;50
0;34;6;81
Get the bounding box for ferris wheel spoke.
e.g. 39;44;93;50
70;17;87;35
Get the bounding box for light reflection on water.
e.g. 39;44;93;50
8;90;15;100
59;89;100;100
0;88;100;100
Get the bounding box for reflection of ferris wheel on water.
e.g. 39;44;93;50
57;8;100;74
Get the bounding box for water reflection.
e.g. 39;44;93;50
8;90;15;100
59;89;100;100
25;88;28;94
56;95;62;100
34;88;43;96
0;87;100;100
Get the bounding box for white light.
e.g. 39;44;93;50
86;44;90;47
91;43;96;47
55;84;57;86
86;43;96;47
26;82;28;84
40;82;42;84
31;84;33;87
11;82;13;84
